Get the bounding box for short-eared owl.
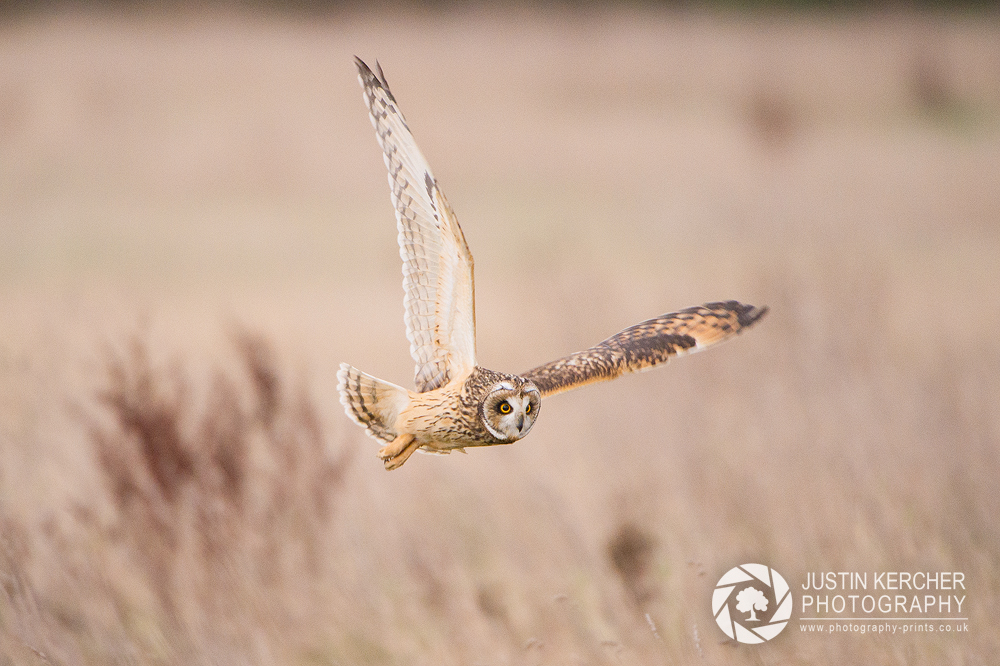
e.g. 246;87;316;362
339;58;767;470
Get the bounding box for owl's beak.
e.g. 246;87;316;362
515;414;524;431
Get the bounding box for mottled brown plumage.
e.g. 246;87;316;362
522;301;768;398
338;59;768;470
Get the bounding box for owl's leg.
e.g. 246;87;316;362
378;433;419;471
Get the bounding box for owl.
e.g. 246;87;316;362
339;59;768;470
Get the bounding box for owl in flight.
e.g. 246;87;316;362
339;58;767;470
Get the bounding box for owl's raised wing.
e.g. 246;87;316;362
356;58;476;393
521;301;767;398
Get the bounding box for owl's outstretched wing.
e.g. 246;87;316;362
521;301;767;398
356;58;476;393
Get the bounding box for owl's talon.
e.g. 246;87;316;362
378;434;419;470
383;455;405;471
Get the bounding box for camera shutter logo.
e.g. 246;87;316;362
712;564;792;643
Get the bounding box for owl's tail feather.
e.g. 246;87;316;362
337;363;410;443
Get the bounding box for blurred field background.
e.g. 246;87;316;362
1;3;999;665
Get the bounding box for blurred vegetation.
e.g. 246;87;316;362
0;0;999;21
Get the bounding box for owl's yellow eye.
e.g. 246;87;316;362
499;401;512;414
525;403;532;414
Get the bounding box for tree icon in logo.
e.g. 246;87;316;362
712;564;792;643
736;586;768;622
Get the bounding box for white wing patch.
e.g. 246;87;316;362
356;58;477;393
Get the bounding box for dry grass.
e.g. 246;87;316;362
3;331;353;664
0;5;999;665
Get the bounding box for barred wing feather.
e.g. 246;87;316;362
522;301;767;398
356;58;477;393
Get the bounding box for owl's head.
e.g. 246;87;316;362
480;378;541;442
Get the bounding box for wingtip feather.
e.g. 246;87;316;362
736;303;769;330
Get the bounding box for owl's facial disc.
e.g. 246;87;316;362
482;381;541;442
